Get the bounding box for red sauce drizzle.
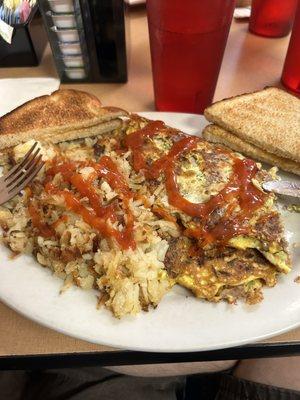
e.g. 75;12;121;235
28;202;55;238
37;156;135;250
126;121;267;245
92;156;131;197
125;120;165;172
46;159;77;181
124;120;182;178
182;158;265;244
30;120;267;248
152;205;177;224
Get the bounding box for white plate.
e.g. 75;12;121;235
0;112;299;353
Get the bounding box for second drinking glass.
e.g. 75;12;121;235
249;0;298;37
146;0;235;114
282;0;300;94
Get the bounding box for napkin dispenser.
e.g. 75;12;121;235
39;0;127;83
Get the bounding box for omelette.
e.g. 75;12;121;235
0;114;291;317
118;115;290;304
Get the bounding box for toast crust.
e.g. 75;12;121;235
204;87;300;163
0;119;121;165
49;119;121;143
0;90;126;148
203;124;300;176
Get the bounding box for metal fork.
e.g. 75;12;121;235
0;142;44;205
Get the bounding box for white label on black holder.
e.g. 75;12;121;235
0;18;14;44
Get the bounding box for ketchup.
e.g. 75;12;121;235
126;121;267;245
28;202;55;238
31;120;267;249
124;120;181;178
124;120;165;173
37;156;135;250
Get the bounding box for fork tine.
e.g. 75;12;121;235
6;147;41;187
8;160;44;198
4;142;38;181
8;155;43;193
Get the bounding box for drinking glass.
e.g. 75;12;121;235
146;0;235;114
249;0;298;37
282;0;300;94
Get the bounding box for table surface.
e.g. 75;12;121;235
0;7;299;366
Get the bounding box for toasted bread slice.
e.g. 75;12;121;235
0;89;126;149
38;118;121;143
0;119;121;165
204;87;300;163
203;124;300;176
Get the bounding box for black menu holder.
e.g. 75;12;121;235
39;0;127;83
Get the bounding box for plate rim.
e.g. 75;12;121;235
1;291;300;353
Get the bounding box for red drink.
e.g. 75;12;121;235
249;0;298;37
146;0;235;114
282;1;300;94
